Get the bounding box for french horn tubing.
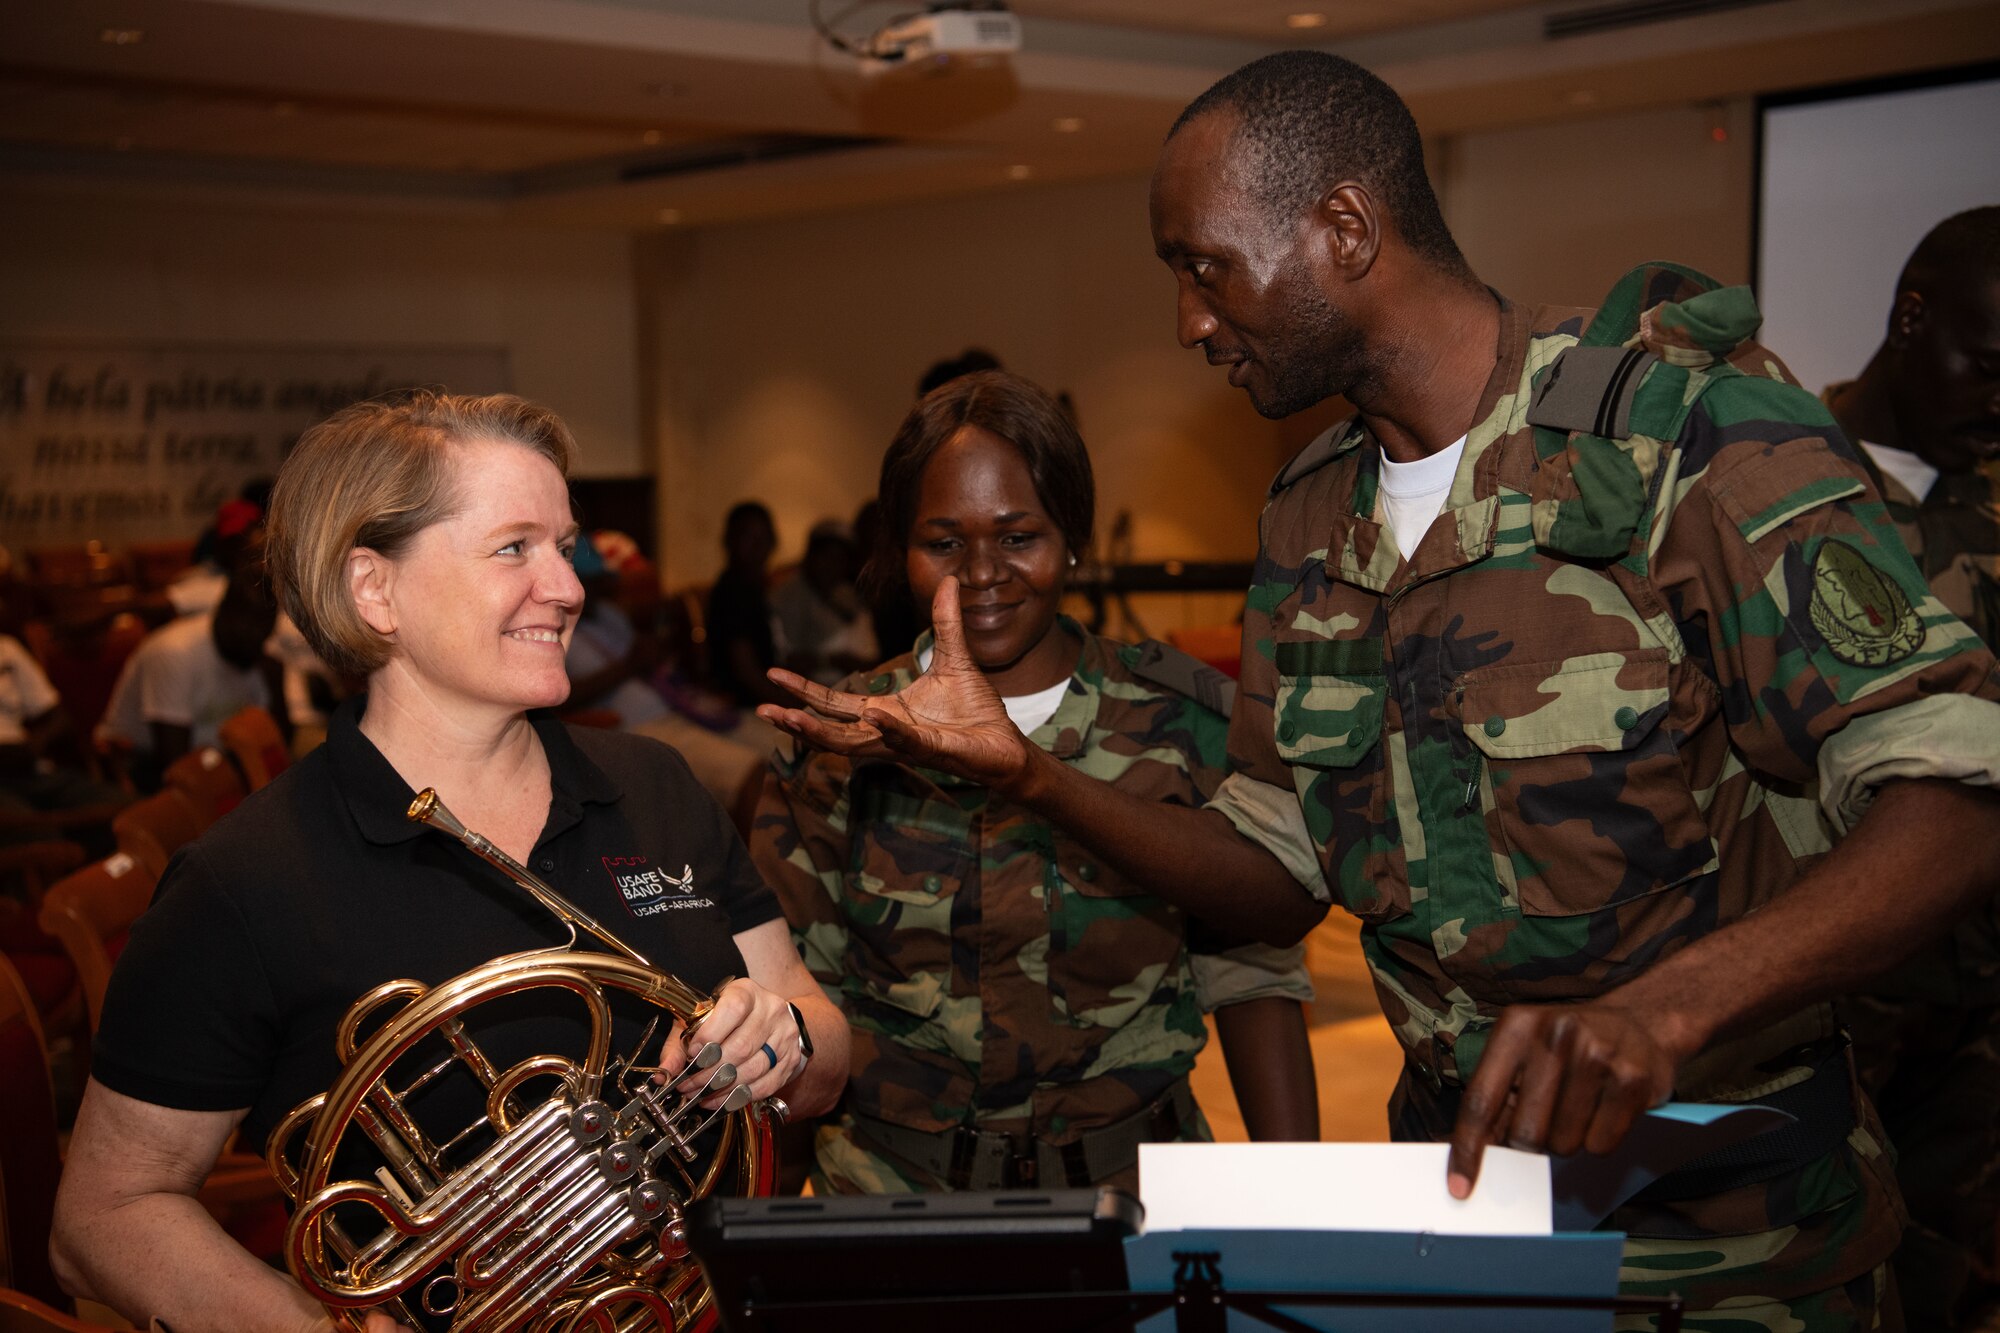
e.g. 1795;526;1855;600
266;789;776;1332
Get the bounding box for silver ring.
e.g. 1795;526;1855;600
759;1042;779;1071
766;1096;791;1124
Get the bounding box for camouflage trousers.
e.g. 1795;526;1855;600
1838;991;2000;1329
808;1098;1214;1197
1612;1263;1894;1332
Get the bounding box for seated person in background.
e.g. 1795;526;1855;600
96;545;288;789
705;501;791;710
159;493;268;621
1823;205;2000;1331
52;390;845;1332
565;530;671;728
771;519;878;685
556;528;779;831
751;371;1318;1195
0;622;125;841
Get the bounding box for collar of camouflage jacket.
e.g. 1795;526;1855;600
1312;272;1782;592
1317;297;1535;596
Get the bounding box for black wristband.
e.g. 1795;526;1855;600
787;1000;814;1060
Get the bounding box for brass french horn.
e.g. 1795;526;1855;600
266;789;775;1332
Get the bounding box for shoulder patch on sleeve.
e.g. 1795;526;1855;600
1123;639;1236;718
1269;420;1359;497
1810;539;1924;668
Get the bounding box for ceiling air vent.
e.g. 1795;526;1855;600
1544;0;1783;39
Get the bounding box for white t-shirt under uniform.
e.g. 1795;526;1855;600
916;645;1070;736
1377;435;1468;565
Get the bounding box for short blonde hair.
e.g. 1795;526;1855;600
267;391;576;677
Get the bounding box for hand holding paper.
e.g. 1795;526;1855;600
1446;998;1685;1199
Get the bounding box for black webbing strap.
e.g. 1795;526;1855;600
1628;1049;1856;1203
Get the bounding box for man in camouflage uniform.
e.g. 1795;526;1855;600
752;620;1316;1194
762;53;2000;1328
1823;207;2000;1329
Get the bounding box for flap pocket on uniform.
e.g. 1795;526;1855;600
848;782;972;908
1273;638;1385;768
1462;651;1670;758
1457;650;1715;919
1712;439;1866;545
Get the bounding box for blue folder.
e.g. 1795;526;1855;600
1125;1228;1626;1332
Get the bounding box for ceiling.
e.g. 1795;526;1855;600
1;0;1995;229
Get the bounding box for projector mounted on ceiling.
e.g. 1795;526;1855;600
812;2;1022;77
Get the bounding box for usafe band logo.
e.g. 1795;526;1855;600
601;855;706;917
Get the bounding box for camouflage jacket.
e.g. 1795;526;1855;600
1824;385;2000;1001
751;622;1308;1142
1206;270;2000;1273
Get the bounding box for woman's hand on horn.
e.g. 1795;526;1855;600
661;977;805;1108
758;577;1035;794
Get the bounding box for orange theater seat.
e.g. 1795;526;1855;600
125;539;197;592
23;615;147;746
25;543;122;588
0;842;89;1032
28;861;290;1269
0;1289;97;1332
162;746;247;824
109;787;208;881
36;853;156;1039
217;706;289;791
0;954;67;1313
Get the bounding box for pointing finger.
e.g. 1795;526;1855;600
1448;1018;1534;1198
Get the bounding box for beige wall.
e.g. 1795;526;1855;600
0;194;643;476
1439;99;1758;308
638;173;1302;602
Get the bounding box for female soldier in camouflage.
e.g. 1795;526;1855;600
748;370;1319;1193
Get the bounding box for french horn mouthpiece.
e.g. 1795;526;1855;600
407;788;467;839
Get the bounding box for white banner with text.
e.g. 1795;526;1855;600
0;340;509;547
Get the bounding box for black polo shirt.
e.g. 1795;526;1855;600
93;698;781;1150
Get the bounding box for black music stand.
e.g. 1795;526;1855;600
687;1193;1684;1333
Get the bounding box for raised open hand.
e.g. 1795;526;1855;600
758;577;1036;792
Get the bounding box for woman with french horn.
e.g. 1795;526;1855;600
52;392;847;1332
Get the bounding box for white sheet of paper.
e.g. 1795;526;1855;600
1139;1142;1552;1236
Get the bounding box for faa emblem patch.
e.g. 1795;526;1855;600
1809;539;1923;668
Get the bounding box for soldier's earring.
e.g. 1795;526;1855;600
1067;553;1077;567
